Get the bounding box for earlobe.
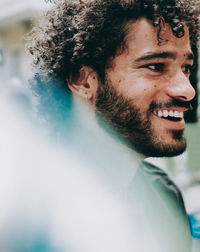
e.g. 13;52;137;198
67;66;98;104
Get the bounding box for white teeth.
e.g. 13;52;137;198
169;110;174;117
180;112;184;118
153;109;184;118
174;111;180;118
157;111;163;118
163;110;168;117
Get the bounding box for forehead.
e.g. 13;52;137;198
123;17;192;58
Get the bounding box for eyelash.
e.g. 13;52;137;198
144;63;165;72
182;65;194;74
143;63;194;74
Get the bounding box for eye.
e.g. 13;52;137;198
182;65;193;75
144;63;165;72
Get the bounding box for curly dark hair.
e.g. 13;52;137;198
27;0;200;84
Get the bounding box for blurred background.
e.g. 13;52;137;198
0;0;51;112
0;0;50;81
0;0;199;249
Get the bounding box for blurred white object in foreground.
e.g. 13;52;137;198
0;90;150;252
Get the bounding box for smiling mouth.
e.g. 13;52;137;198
152;109;184;122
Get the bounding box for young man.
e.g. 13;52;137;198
27;0;200;251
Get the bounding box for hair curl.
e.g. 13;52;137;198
27;0;200;84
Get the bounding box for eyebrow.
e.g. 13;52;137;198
135;52;194;62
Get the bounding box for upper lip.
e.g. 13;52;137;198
152;107;188;113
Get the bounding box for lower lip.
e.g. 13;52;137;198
152;114;185;130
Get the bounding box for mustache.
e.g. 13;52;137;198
150;99;193;111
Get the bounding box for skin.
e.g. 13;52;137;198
102;18;195;156
69;17;195;157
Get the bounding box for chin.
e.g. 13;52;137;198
161;130;187;157
155;143;186;157
130;130;187;158
135;142;186;157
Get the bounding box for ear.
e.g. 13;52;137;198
68;66;98;105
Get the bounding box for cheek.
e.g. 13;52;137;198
137;80;162;100
110;72;162;102
125;84;156;102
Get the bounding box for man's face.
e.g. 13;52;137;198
96;18;195;157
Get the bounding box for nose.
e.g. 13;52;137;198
165;71;196;101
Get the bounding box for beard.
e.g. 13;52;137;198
95;80;188;157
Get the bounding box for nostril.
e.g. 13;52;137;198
173;95;188;101
179;96;187;100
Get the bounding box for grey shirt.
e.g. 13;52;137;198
128;160;192;252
